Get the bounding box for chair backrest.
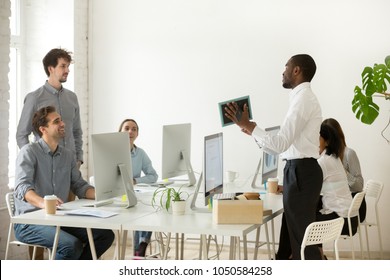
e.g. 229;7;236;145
302;217;344;247
348;191;365;218
364;180;383;203
5;192;16;218
301;217;344;260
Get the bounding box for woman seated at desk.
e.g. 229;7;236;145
316;120;358;259
118;118;158;257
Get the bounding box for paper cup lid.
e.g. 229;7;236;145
44;194;57;200
267;177;278;182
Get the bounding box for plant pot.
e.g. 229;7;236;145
171;200;186;215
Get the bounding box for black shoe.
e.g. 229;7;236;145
138;242;148;257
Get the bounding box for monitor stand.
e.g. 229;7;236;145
118;164;138;208
190;172;211;213
251;158;263;189
182;149;196;187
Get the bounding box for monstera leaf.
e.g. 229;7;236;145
352;56;390;124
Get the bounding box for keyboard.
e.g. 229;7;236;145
83;199;113;207
149;180;174;187
212;193;236;200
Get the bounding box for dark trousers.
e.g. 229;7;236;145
316;211;358;236
276;158;323;260
352;192;367;223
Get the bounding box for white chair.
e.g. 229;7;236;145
340;191;365;259
301;217;344;260
361;179;383;259
5;192;51;260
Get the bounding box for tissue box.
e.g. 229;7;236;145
212;199;264;224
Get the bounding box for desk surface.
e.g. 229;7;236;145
11;198;156;230
11;182;283;260
122;193;283;236
13;182;283;233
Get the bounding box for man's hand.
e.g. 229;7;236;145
85;187;95;199
224;102;256;135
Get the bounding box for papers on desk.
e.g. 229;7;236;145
64;209;118;218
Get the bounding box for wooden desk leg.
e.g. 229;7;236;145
86;228;97;260
253;226;260;260
198;236;203;259
51;226;61;260
265;223;271;259
243;235;248;260
180;233;184;260
175;233;179;260
201;234;208;260
229;236;235;259
271;219;276;259
119;230;127;260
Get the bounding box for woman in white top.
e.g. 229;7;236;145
322;118;366;222
317;121;359;238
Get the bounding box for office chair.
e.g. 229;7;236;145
301;217;344;260
361;179;383;259
340;191;365;259
5;192;51;260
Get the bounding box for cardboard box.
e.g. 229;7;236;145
213;199;265;224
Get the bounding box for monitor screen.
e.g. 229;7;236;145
91;132;137;208
251;126;280;189
204;132;223;206
162;123;196;186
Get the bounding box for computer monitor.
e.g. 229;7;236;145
190;132;223;212
162;123;196;187
203;132;224;206
91;132;137;208
251;126;280;189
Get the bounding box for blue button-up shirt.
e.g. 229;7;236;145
14;138;92;215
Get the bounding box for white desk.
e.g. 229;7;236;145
11;185;283;260
122;192;283;260
11;198;156;260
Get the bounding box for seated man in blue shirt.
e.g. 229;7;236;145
13;105;114;259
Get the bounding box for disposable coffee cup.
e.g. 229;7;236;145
267;178;279;194
44;195;57;215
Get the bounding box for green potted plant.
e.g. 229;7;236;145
151;186;189;215
352;55;390;125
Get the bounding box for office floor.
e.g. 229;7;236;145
101;236;278;260
101;234;387;260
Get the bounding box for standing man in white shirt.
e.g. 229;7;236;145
225;54;323;259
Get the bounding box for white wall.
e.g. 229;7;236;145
89;0;390;253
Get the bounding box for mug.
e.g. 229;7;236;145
226;171;239;182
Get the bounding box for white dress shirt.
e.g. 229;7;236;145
252;82;322;160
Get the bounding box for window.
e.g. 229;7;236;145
8;0;22;187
